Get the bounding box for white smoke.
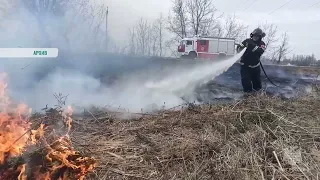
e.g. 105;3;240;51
0;2;244;113
145;52;245;93
8;54;243;112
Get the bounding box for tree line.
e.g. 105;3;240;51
2;0;108;49
123;0;248;57
7;0;318;64
121;0;299;63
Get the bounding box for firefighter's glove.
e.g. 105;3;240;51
236;45;243;53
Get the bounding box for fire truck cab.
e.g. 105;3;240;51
178;36;236;60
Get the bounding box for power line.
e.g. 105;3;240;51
232;0;250;15
307;1;320;8
242;0;259;11
268;0;296;15
234;0;252;12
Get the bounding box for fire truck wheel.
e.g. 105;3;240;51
188;52;197;59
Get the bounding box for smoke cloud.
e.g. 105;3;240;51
0;2;244;113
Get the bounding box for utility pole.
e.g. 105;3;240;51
106;7;109;51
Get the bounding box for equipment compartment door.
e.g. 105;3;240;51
197;40;209;52
218;40;228;54
208;40;219;53
227;41;235;55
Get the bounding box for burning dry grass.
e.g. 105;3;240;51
0;73;96;180
2;69;318;180
70;87;320;180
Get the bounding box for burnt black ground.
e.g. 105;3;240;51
196;63;319;104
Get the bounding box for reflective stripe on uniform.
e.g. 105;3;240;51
239;62;260;68
252;46;259;52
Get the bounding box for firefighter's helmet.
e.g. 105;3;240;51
250;28;266;38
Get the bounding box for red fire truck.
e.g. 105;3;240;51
178;36;236;59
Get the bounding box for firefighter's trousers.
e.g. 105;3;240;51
240;65;262;93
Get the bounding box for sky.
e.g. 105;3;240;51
104;0;320;58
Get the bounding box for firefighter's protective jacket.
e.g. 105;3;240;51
237;39;266;68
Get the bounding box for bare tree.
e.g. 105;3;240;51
154;14;166;56
128;27;137;55
276;32;289;63
146;24;152;56
128;18;162;56
21;0;71;46
260;22;278;50
269;49;279;61
222;15;248;41
166;0;222;57
135;18;150;56
286;54;318;66
127;15;170;57
18;0;107;49
168;0;222;38
199;14;222;37
62;1;108;50
150;25;159;56
165;38;181;57
22;0;70;16
186;0;220;36
168;0;188;39
90;4;108;46
167;1;186;43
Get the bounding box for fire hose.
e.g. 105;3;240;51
260;61;280;87
236;45;279;88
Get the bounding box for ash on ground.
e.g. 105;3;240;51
193;63;320;104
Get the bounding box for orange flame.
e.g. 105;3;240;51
30;124;46;144
17;164;27;180
0;73;31;164
0;72;96;179
62;105;73;134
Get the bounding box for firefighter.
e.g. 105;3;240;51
236;28;266;93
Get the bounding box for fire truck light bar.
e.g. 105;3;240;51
0;48;58;58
